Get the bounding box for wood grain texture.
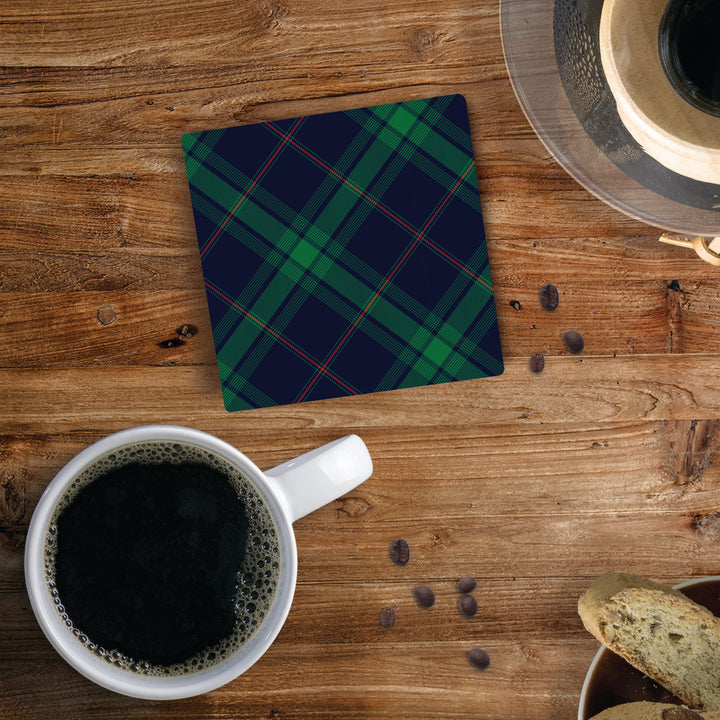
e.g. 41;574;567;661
2;0;720;717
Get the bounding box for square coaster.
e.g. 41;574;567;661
183;94;504;411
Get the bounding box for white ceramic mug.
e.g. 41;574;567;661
24;425;373;700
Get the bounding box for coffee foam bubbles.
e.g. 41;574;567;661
43;440;281;677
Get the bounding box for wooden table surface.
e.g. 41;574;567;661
2;0;720;718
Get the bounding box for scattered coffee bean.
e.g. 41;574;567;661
379;606;396;628
459;594;478;618
467;647;491;671
529;353;545;373
539;283;559;311
389;538;410;565
509;300;522;311
457;575;477;594
563;330;585;354
413;585;435;608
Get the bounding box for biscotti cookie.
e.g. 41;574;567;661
589;701;720;720
579;573;720;711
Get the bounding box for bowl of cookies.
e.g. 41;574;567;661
578;572;720;720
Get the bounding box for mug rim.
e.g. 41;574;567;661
577;574;720;720
24;424;299;700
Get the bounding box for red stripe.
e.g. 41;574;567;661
295;163;475;403
265;122;492;291
205;281;358;396
199;116;305;260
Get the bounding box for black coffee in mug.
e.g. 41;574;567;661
43;442;281;676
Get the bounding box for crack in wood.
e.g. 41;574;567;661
665;280;689;354
157;323;198;349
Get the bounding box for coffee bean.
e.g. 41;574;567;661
379;607;396;628
539;283;559;310
509;300;522;311
563;330;585;354
529;353;545;373
467;647;490;670
413;585;435;608
389;538;410;565
459;594;478;618
457;575;477;594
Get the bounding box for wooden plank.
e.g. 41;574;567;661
0;0;503;68
4;424;720;584
2;278;718;364
2;245;719;363
3;415;720;525
0;76;519;153
2;567;717;718
0;633;592;719
6;508;717;596
0;172;197;255
0;291;215;366
4;355;720;430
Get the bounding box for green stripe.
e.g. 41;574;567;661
182;128;226;181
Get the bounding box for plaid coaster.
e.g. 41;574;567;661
183;94;503;411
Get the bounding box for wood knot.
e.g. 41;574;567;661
410;29;448;61
335;496;371;518
1;472;27;550
665;419;720;486
96;305;117;326
256;0;288;31
689;512;720;540
429;529;450;548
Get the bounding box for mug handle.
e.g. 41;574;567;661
264;435;373;522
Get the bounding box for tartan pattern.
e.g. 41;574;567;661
182;94;503;411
